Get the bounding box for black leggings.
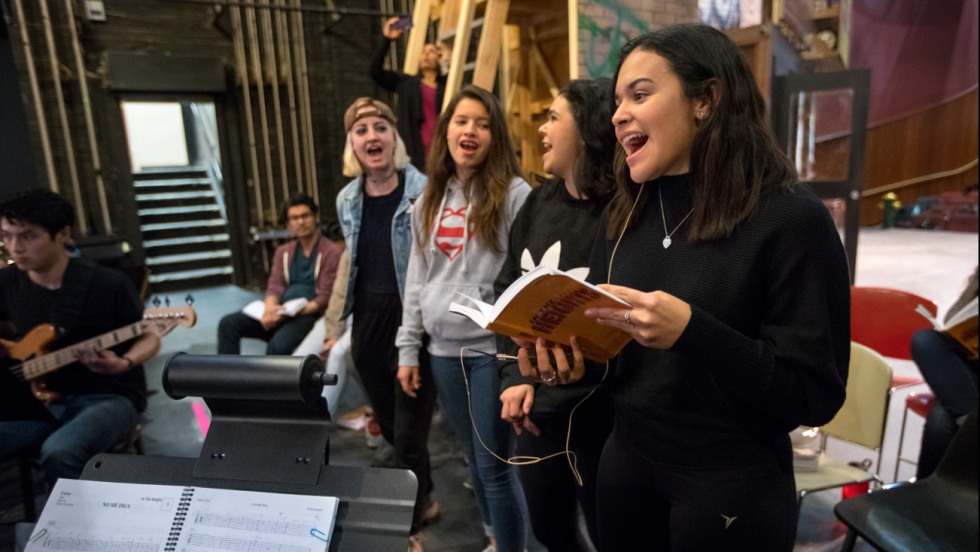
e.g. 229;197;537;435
596;430;796;552
515;391;612;552
351;293;437;534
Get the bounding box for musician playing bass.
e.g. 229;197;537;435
0;190;160;485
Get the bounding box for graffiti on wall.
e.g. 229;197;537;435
579;0;650;79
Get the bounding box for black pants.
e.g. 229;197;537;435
596;430;796;552
516;390;612;552
351;293;436;534
216;311;318;355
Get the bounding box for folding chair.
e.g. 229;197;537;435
795;342;893;516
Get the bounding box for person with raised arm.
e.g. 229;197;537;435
370;16;447;171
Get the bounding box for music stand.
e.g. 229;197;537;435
80;353;418;551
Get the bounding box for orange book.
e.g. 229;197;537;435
917;297;979;358
449;266;632;362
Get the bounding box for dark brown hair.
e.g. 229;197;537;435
560;78;617;207
607;24;796;241
418;85;523;253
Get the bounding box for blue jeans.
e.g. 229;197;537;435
430;355;527;552
0;394;139;486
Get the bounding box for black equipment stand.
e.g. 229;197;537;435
80;353;418;552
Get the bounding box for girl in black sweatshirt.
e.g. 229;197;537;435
518;25;850;551
495;78;617;551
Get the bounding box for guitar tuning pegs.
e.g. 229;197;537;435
152;296;161;308
185;294;195;306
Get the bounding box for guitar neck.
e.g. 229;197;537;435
20;322;144;380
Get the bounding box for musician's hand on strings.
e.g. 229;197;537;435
75;347;132;375
499;383;540;436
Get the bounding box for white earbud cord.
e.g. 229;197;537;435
456;182;642;486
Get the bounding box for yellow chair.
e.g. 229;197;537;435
795;342;893;514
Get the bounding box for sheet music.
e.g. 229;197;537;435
25;479;338;552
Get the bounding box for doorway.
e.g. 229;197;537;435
120;100;233;292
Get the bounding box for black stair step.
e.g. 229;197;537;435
148;265;234;284
150;273;232;294
140;219;228;233
133;165;208;178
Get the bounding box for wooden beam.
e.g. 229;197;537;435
472;0;509;91
567;0;578;79
529;40;559;99
438;0;461;40
403;0;432;75
443;0;477;109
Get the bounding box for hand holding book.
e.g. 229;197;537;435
449;266;632;363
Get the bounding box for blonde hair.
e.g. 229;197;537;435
341;131;412;178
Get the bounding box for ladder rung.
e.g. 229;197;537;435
438;16;484;42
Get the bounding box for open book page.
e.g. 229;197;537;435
242;298;310;321
173;485;338;551
278;297;310;317
917;296;979;357
25;479;338;552
25;479;185;551
242;300;266;321
450;266;632;362
448;294;496;327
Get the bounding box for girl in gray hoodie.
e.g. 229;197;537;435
396;85;531;552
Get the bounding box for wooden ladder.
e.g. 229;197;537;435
402;0;511;109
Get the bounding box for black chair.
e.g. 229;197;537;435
834;405;978;551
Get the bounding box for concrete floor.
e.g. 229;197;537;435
2;226;977;551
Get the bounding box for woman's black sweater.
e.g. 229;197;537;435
495;179;610;417
589;173;850;467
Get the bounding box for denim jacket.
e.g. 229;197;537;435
336;163;427;318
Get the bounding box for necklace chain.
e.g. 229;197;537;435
658;187;693;249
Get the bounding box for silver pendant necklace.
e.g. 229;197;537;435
658;187;693;249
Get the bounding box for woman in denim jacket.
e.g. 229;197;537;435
335;97;437;549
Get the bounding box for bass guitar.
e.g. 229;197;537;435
0;306;196;404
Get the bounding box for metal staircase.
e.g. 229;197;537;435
133;165;233;292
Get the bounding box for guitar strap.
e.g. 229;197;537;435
52;258;97;338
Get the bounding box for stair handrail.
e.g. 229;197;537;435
190;103;229;223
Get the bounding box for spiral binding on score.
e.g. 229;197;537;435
164;487;194;551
